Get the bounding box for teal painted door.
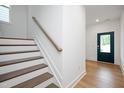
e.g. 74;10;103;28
97;32;114;63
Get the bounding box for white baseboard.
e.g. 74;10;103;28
86;59;120;66
120;64;124;76
66;72;86;88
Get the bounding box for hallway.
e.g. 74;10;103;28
0;5;124;88
75;60;124;88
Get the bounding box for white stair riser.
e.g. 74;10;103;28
45;67;60;87
0;38;59;88
51;77;60;87
0;39;35;44
0;52;41;62
0;59;45;74
0;67;49;88
34;67;59;88
34;77;55;88
0;46;38;52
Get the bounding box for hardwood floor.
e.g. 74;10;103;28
75;60;124;88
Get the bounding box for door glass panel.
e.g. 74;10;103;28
100;34;111;53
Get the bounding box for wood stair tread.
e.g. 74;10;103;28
46;83;59;88
0;56;44;67
0;64;48;82
0;37;34;40
0;50;40;55
12;72;53;88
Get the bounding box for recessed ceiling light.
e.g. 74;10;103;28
96;19;100;22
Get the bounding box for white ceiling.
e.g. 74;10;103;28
85;5;124;26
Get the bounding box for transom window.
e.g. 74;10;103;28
0;5;10;23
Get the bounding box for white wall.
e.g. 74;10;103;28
62;6;86;87
0;5;28;38
28;5;86;87
0;5;86;87
86;18;121;65
28;5;63;84
120;10;124;74
28;5;62;46
0;27;3;35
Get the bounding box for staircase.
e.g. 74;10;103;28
0;37;59;88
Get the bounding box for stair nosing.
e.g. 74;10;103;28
12;72;53;88
0;56;44;67
0;44;37;46
0;37;34;41
0;50;40;55
0;64;48;82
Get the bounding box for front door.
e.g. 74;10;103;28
97;32;114;63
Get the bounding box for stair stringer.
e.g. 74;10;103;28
34;36;63;88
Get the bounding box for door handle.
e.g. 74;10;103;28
97;45;99;48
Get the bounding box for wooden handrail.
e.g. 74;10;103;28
32;17;62;52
